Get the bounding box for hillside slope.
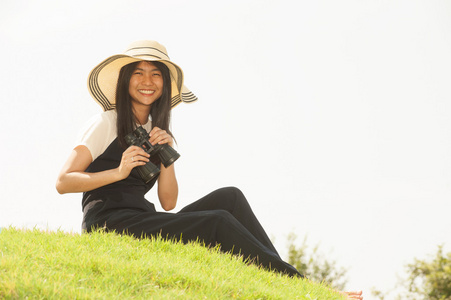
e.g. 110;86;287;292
0;228;346;299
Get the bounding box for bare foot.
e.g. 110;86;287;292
340;290;363;299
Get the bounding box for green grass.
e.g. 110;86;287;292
0;227;347;299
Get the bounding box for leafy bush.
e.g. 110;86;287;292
286;232;348;290
405;245;451;300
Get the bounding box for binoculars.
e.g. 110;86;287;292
125;126;180;183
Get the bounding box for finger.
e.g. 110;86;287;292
122;152;148;167
149;129;167;145
132;154;150;162
157;135;171;145
126;147;150;158
153;133;166;144
124;146;142;158
149;127;162;143
126;155;148;165
149;126;161;135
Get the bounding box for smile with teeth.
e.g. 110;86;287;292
139;89;155;95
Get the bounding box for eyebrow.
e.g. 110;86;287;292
135;67;161;72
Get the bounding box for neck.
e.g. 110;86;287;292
132;106;151;125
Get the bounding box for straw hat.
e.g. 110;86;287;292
88;40;197;111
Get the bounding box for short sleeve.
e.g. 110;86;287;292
76;110;117;162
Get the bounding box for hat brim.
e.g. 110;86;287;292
88;55;197;111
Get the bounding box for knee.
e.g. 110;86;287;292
220;186;242;194
216;186;246;202
205;187;251;215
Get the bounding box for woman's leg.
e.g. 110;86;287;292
179;187;280;256
100;207;301;277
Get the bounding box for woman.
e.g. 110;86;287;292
56;40;362;299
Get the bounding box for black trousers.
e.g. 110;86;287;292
85;186;301;277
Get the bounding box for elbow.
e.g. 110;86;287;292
158;188;178;211
161;201;176;211
55;181;66;194
160;195;177;211
55;175;69;194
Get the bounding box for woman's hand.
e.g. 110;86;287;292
57;144;149;194
117;145;150;179
149;127;173;147
56;144;152;194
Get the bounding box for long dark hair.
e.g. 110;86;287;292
116;61;173;149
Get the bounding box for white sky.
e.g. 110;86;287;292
1;0;450;299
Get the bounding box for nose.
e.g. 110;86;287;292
142;73;155;86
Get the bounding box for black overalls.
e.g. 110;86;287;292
81;138;301;277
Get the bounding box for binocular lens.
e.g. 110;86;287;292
125;126;180;182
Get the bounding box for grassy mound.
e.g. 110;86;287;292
0;227;346;299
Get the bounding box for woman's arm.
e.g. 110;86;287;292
149;127;178;211
56;145;150;194
157;164;178;211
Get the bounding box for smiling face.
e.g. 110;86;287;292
128;61;164;112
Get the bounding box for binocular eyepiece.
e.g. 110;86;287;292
125;126;180;183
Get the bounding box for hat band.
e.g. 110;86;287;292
134;54;165;60
125;46;170;60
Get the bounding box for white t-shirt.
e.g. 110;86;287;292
77;110;152;162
